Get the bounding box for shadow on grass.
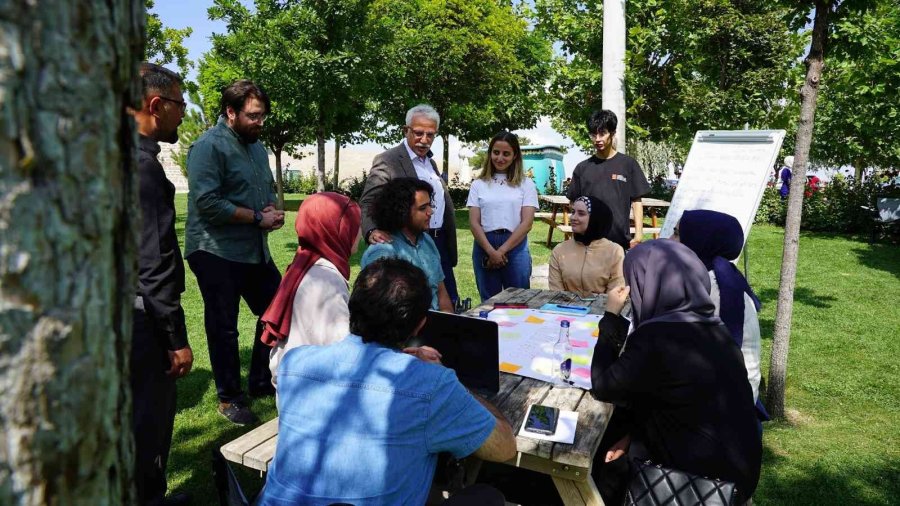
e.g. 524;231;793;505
757;444;899;505
282;195;306;213
176;368;214;413
756;287;837;309
851;243;900;280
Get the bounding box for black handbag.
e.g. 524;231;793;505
623;459;740;506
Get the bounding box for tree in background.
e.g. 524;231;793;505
767;0;875;420
171;90;211;176
145;0;195;92
810;0;900;177
536;0;803;157
199;0;375;199
367;0;551;176
0;0;142;502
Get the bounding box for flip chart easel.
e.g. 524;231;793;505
659;130;786;246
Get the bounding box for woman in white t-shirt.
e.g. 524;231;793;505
467;131;539;301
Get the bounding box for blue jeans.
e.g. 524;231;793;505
473;230;532;302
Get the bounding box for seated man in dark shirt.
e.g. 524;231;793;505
258;258;516;505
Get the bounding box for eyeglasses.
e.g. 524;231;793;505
409;129;437;140
157;96;187;113
242;111;267;124
416;201;435;212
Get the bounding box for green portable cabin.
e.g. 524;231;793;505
521;145;566;195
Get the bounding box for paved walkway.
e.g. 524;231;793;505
531;263;549;290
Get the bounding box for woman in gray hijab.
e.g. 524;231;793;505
589;240;762;504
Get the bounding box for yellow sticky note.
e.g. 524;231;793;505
592;329;599;337
525;315;545;324
499;362;522;373
572;355;591;366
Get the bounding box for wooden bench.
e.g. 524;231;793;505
220;418;279;474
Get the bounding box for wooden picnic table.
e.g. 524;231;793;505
221;287;617;506
537;195;671;246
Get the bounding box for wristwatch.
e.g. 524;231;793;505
253;210;263;226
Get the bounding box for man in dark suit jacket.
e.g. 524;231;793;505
360;104;459;303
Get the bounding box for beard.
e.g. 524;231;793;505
160;125;179;144
233;120;262;144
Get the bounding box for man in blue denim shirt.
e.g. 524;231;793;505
259;259;516;506
361;178;455;312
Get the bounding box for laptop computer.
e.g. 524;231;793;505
409;310;500;396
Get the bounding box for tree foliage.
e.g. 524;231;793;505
811;0;900;171
367;0;552;172
536;0;804;155
144;0;195;91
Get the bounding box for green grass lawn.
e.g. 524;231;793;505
169;193;899;505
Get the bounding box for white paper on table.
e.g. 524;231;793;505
517;405;579;444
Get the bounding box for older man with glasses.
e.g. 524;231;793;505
184;79;285;425
360;104;460;306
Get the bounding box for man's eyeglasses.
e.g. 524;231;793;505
416;201;435;212
157;96;187;113
242;111;267;124
410;129;437;140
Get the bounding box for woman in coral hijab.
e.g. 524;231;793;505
261;192;362;386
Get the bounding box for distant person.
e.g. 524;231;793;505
258;258;515;505
360;104;459;303
566;110;650;250
466;131;538;301
185;79;285;425
549;196;624;297
361;177;454;312
130;62;193;506
674;210;768;421
260;193;362;387
780;155;794;199
590;240;762;504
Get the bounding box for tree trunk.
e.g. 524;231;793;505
767;0;831;420
273;145;285;208
333;138;341;190
602;0;627;153
441;133;450;182
0;1;142;503
316;128;326;193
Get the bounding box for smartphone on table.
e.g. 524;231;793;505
523;404;560;435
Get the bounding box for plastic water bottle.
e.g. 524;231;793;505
553;320;573;387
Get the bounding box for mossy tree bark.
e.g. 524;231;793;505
0;0;143;503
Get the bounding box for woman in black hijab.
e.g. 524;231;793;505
548;196;624;297
590;240;762;503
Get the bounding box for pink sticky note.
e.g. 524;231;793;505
570;339;589;348
573;367;591;378
498;321;516;327
556;316;574;323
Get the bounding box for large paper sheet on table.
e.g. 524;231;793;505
488;309;601;390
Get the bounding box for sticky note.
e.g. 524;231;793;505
506;309;525;316
499;362;522;373
573;367;591;378
498;321;516;327
592;329;599;337
500;331;520;339
570;339;589;348
525;315;545;324
556;316;574;323
572;355;591;366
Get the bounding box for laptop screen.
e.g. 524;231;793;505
409;311;500;395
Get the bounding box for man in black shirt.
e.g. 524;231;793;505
130;62;193;506
565;110;650;250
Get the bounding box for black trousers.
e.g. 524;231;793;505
131;308;177;506
187;250;281;403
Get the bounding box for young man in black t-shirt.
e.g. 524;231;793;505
565;110;650;251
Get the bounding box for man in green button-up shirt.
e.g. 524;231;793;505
185;79;285;425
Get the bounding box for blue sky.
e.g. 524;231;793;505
150;0;590;170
